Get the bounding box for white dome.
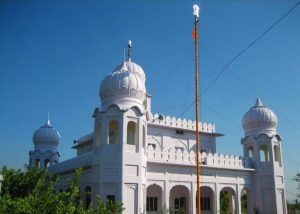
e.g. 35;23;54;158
99;60;146;111
33;119;60;146
242;98;277;135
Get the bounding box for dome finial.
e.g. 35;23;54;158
127;40;132;61
46;111;51;127
255;98;263;107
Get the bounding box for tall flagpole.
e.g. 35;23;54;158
193;4;201;214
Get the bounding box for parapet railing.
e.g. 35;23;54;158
147;145;254;169
49;152;92;174
149;113;215;133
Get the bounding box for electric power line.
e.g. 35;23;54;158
201;1;300;96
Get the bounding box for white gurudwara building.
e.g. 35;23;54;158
29;46;287;214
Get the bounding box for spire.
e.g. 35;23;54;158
255;98;264;107
127;40;132;61
46;111;51;127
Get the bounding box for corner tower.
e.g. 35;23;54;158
29;118;60;169
92;41;147;213
241;98;287;213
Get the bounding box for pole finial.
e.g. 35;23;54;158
193;4;200;21
127;40;132;61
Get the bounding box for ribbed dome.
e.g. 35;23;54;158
99;59;146;110
33;119;60;146
242;98;277;135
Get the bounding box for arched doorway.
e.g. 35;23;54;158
197;186;214;214
169;185;190;214
146;184;162;214
220;187;236;214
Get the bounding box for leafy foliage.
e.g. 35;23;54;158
0;166;124;214
220;191;230;214
241;193;247;214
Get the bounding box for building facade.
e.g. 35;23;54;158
29;50;287;214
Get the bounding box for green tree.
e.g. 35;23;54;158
220;191;230;214
241;193;247;214
0;166;124;214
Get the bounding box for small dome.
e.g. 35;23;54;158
242;98;277;135
99;60;146;111
33;119;60;146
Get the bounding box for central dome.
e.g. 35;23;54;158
99;59;146;112
242;98;277;135
33;119;60;147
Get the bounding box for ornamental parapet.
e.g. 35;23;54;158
149;113;216;133
49;152;92;174
147;145;253;170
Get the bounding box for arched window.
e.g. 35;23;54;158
274;145;282;166
247;146;255;160
127;121;137;145
96;123;102;146
241;189;250;213
142;125;146;149
85;186;92;209
35;159;40;167
260;144;269;162
108;120;118;144
44;159;50;168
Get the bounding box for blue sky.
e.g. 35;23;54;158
0;0;299;201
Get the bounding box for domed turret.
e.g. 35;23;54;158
29;117;60;169
99;41;147;112
99;59;146;113
33;119;60;147
242;98;277;135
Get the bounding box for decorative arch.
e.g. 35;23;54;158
129;106;143;116
169;185;190;214
35;159;40;167
274;144;282;166
146;184;163;213
260;144;270;162
127;121;138;145
108;120;118;144
220;186;237;214
96;122;102;146
174;139;188;151
44;159;50;168
197;186;214;213
247;145;255;160
241;188;251;214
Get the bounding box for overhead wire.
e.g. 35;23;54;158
153;45;193;96
148;1;300;167
201;1;300;96
283;154;300;167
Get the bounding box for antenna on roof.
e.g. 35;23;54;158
127;40;132;60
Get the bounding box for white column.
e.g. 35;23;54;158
215;183;220;213
164;179;170;211
192;181;196;214
236;185;242;214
